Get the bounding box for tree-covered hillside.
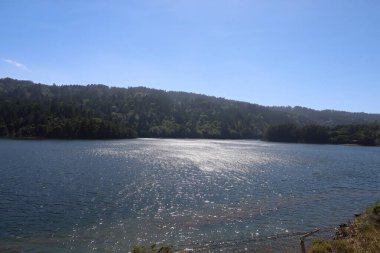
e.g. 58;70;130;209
1;78;379;140
264;123;380;146
272;106;380;126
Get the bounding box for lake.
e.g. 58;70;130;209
0;139;379;252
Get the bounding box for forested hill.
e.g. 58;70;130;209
1;77;380;140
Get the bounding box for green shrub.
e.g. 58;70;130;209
131;244;173;253
331;240;354;253
308;239;332;253
371;203;380;216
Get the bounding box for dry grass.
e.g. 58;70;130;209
308;202;380;253
131;244;174;253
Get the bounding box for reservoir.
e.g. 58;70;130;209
0;139;379;252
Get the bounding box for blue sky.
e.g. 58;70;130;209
1;1;379;113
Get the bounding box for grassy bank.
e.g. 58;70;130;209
130;203;380;253
308;202;380;253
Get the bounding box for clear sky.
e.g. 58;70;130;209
1;1;379;113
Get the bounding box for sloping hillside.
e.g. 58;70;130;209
0;78;379;139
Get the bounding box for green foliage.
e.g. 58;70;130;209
331;240;354;253
264;123;300;142
372;203;380;216
264;123;380;146
329;124;380;146
308;239;332;253
367;202;380;225
0;78;380;141
302;124;329;143
0;78;270;139
310;202;380;253
131;244;173;253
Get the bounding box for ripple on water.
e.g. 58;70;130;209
0;139;380;252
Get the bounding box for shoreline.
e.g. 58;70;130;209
1;136;379;147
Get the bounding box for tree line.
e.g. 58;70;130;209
264;123;380;146
0;78;379;145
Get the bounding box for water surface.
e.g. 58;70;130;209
0;139;379;252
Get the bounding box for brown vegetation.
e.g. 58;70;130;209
308;202;380;253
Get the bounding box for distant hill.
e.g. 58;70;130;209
0;77;379;139
271;106;380;126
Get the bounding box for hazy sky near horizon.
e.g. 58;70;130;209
1;1;379;113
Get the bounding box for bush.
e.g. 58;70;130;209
308;239;332;253
331;240;354;253
132;244;173;253
371;202;380;216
